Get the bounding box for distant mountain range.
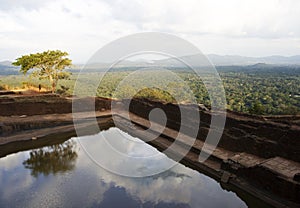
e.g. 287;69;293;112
0;61;14;66
207;54;300;66
152;54;300;67
78;54;300;69
0;61;19;75
1;54;300;75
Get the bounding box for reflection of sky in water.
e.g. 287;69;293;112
0;127;247;208
79;127;178;177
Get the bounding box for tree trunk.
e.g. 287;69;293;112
54;79;58;94
49;75;55;93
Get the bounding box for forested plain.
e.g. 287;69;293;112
1;64;299;115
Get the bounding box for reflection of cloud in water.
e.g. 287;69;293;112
78;127;177;177
0;150;110;208
0;127;246;208
1;171;34;201
92;163;246;207
0;152;29;170
0;152;35;201
77;128;247;208
22;171;110;208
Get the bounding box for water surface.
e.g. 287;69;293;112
0;127;247;208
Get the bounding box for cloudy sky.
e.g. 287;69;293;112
1;0;300;63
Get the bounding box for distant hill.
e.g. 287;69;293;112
0;61;19;75
216;63;300;74
74;54;300;69
0;61;14;66
206;54;300;66
153;54;300;66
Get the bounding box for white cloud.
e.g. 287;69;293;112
0;0;50;11
0;0;300;62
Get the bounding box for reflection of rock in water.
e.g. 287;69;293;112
23;140;78;177
147;170;192;181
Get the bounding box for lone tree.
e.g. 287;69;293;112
12;50;72;93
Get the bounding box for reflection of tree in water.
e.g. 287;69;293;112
23;140;78;177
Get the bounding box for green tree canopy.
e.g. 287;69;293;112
12;50;72;93
249;101;265;115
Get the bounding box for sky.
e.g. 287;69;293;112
0;0;300;63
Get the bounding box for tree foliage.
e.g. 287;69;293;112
134;87;176;103
12;50;72;93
